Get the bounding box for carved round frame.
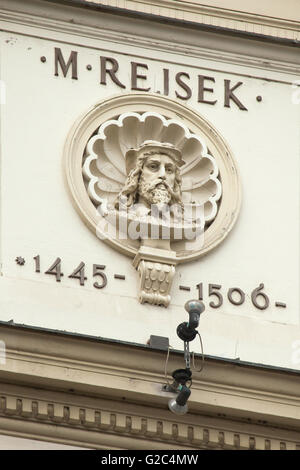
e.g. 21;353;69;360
64;93;241;263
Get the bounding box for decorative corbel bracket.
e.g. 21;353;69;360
133;246;178;307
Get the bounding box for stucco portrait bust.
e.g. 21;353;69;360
111;140;200;249
115;140;184;212
66;94;241;306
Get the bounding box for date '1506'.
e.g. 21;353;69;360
196;283;286;311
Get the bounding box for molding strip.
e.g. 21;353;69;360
62;0;300;41
0;324;300;439
0;387;299;450
0;1;300;78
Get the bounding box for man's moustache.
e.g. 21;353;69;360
150;180;170;190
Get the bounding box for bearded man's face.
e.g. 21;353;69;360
137;154;176;207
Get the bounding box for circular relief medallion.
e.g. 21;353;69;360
64;93;241;264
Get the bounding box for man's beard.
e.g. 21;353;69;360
138;177;173;206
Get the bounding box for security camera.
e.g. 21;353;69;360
177;299;205;342
168;385;191;415
185;299;205;329
166;300;206;416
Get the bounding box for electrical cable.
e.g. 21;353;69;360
192;331;205;373
163;345;172;386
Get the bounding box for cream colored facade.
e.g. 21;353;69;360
0;0;300;449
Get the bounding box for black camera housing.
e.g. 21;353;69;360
176;300;205;342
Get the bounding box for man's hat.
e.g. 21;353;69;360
125;140;185;175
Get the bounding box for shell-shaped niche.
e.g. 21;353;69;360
83;111;222;223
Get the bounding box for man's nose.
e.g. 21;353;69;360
158;165;166;178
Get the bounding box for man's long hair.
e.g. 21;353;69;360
114;152;183;209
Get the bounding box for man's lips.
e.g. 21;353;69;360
155;182;168;189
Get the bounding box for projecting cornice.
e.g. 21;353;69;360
0;0;300;77
59;0;300;42
0;323;299;449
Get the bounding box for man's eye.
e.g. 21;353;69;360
150;164;158;170
166;167;174;173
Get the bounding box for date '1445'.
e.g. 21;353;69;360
33;255;107;289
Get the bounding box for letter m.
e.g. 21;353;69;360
54;48;78;79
